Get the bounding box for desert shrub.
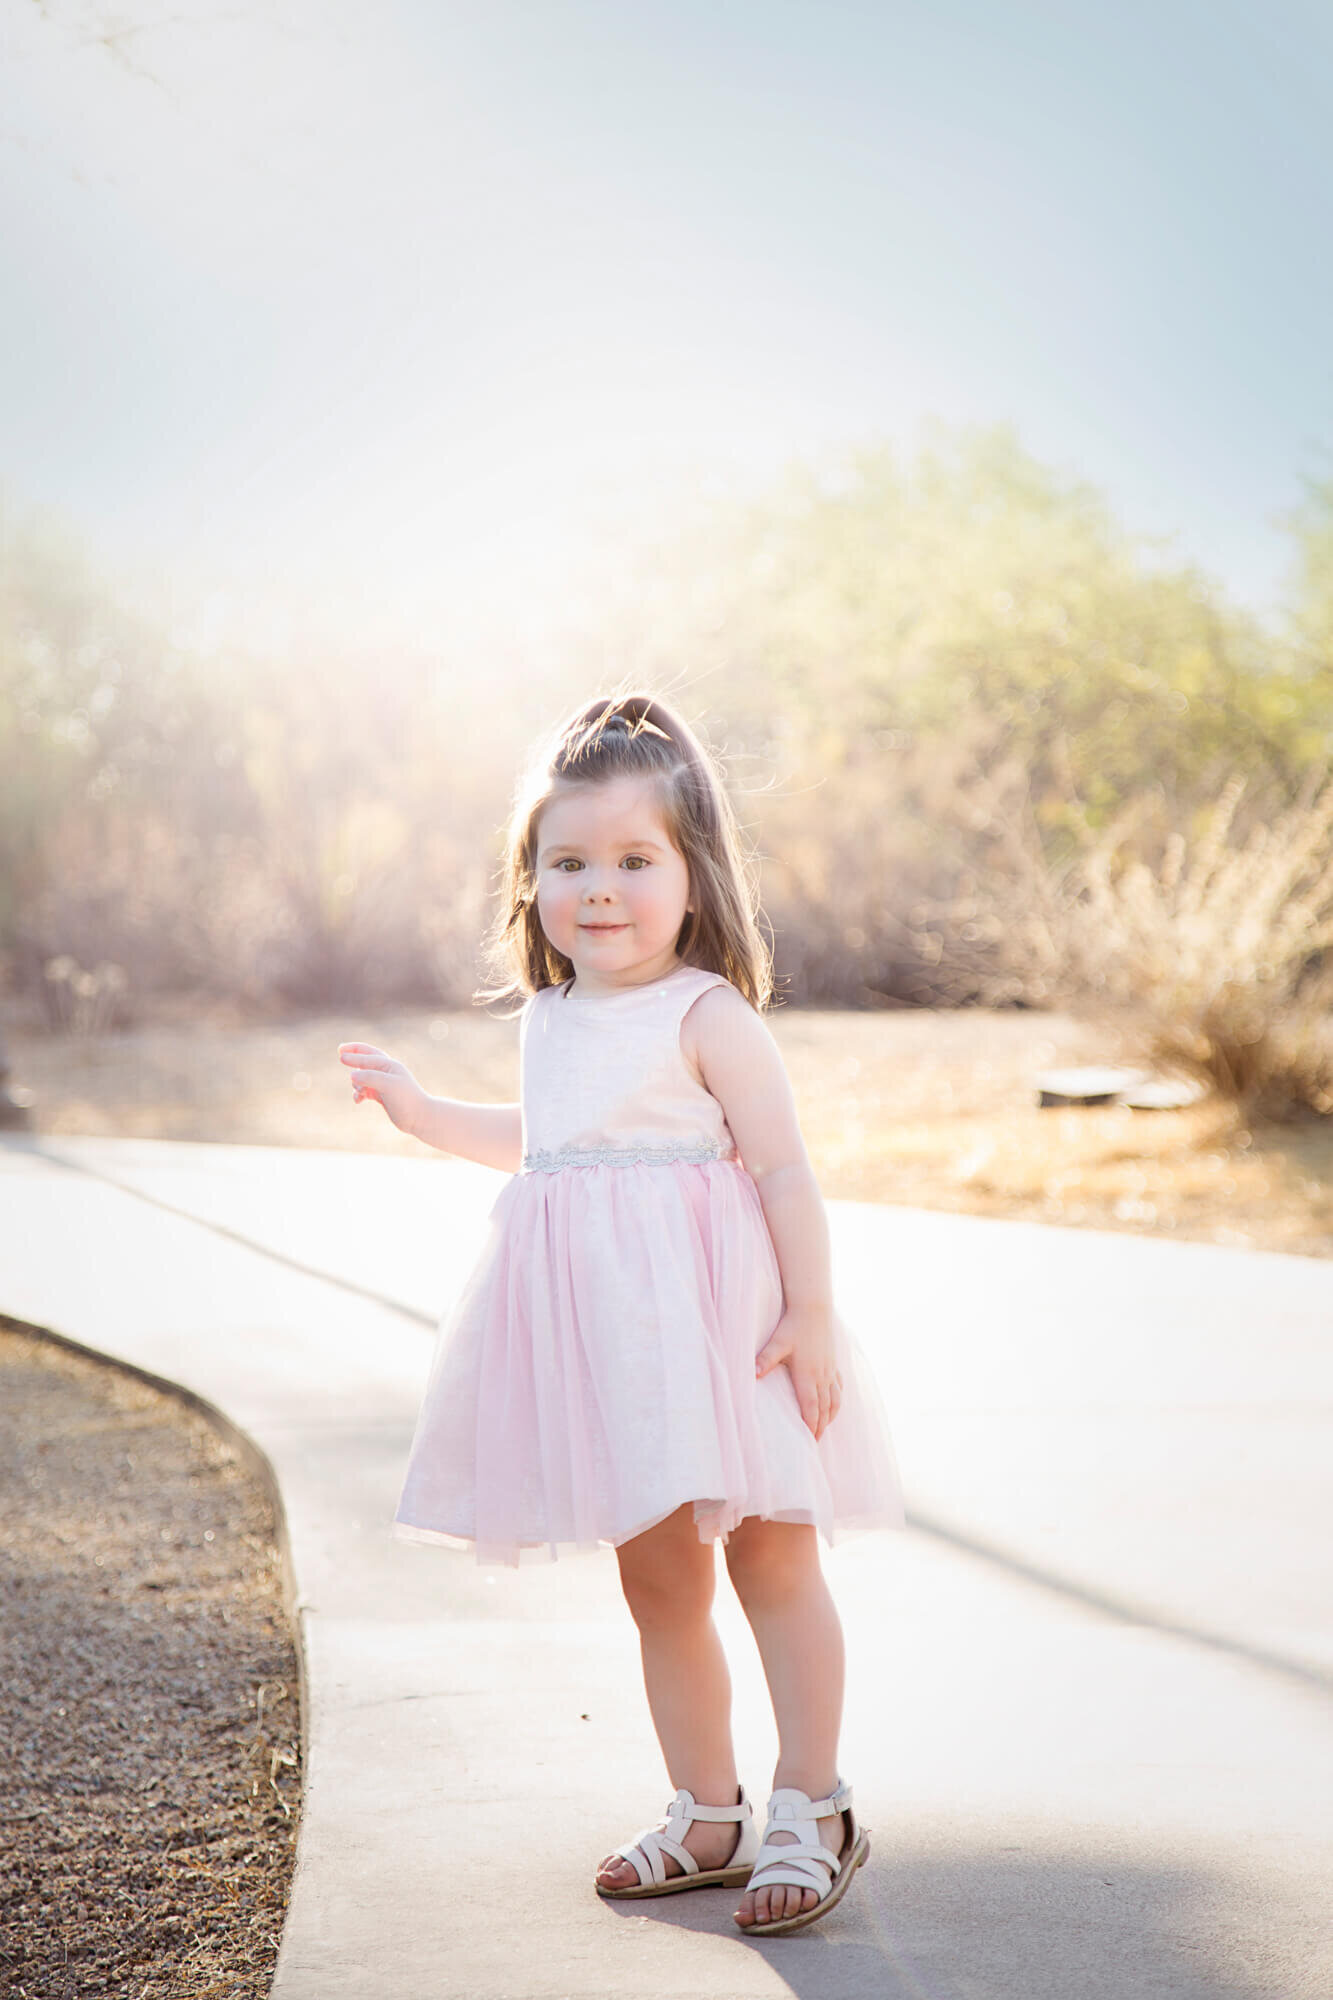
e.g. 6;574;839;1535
747;707;1050;1007
0;509;516;1012
599;423;1318;819
7;428;1333;1018
584;423;1329;1006
922;757;1333;1117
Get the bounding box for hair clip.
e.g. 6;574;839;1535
602;711;670;741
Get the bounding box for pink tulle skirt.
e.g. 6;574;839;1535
391;1157;907;1567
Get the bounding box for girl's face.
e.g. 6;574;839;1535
534;775;693;989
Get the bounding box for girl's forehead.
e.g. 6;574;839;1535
537;776;672;846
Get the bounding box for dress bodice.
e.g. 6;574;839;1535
518;963;741;1172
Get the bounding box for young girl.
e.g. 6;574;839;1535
337;692;907;1938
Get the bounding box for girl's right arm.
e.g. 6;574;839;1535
337;1042;523;1173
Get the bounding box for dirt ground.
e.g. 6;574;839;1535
0;1318;302;2000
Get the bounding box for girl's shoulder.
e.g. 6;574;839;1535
679;971;770;1073
677;968;750;1022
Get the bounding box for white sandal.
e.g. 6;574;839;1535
736;1779;870;1936
596;1785;760;1899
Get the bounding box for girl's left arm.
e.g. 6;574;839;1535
683;986;842;1441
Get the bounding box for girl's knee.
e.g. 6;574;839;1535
723;1518;819;1607
616;1510;715;1631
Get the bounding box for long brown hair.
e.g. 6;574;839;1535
477;689;774;1012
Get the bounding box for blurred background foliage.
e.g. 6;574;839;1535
4;423;1332;1071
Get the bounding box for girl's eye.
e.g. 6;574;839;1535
554;856;649;871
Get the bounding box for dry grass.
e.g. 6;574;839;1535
9;994;1331;1260
937;759;1333;1120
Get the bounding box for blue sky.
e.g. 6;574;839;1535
1;0;1330;652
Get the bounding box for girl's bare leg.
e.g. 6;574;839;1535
723;1517;849;1928
595;1503;745;1889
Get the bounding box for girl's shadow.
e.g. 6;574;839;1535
602;1842;1305;2000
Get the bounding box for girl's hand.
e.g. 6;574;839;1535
337;1043;427;1140
754;1305;844;1441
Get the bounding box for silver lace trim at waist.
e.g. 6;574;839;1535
521;1140;738;1173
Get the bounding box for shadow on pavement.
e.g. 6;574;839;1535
604;1844;1315;2000
911;1510;1333;1699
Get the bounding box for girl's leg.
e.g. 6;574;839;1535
722;1517;849;1927
595;1502;744;1890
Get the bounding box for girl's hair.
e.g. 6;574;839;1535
477;691;773;1012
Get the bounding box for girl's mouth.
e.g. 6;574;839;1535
581;923;628;933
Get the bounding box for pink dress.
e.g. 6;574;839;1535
391;963;907;1566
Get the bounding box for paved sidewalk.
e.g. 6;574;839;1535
2;1132;1331;2000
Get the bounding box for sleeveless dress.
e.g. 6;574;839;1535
391;962;907;1566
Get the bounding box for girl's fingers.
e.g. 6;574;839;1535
792;1371;838;1439
350;1073;384;1091
754;1335;790;1379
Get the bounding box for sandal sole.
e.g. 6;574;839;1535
597;1862;756;1900
737;1829;871;1937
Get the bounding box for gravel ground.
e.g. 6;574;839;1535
0;1317;302;2000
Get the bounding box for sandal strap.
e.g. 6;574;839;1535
748;1837;843;1894
767;1780;853;1822
659;1785;751;1829
743;1780;856;1899
615;1829;696;1886
614;1786;755;1888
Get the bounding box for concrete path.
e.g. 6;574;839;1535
2;1131;1330;2000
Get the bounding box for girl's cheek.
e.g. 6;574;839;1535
536;879;575;930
